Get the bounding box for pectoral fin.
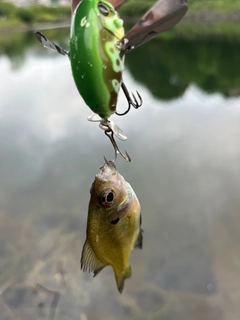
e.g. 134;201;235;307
81;239;105;275
134;214;143;249
115;265;132;293
134;228;143;249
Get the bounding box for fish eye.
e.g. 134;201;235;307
98;3;109;17
100;189;115;207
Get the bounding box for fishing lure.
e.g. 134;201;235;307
35;0;188;161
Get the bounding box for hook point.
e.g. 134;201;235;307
115;82;143;116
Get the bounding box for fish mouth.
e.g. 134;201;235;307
97;160;117;181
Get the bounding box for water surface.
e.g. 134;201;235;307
1;29;240;320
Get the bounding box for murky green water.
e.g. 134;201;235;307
1;28;240;320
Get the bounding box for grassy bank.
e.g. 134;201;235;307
0;2;71;29
120;0;240;40
169;21;240;41
1;0;240;40
120;0;240;16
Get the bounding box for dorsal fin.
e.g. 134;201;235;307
81;239;105;274
93;266;105;277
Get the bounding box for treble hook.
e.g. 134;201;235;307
115;82;143;116
88;115;131;163
104;129;131;163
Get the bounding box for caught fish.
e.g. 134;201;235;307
81;160;143;293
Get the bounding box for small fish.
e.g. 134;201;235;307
81;160;143;293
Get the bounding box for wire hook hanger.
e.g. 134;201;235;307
88;115;131;163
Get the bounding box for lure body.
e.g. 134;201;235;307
81;161;142;292
69;0;124;119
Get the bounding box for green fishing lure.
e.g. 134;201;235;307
70;0;125;119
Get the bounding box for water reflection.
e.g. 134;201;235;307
1;30;240;320
1;29;240;99
0;28;69;69
125;38;240;99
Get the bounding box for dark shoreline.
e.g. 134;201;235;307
181;10;240;23
1;11;240;36
123;10;240;23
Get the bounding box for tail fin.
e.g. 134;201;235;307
115;265;132;293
